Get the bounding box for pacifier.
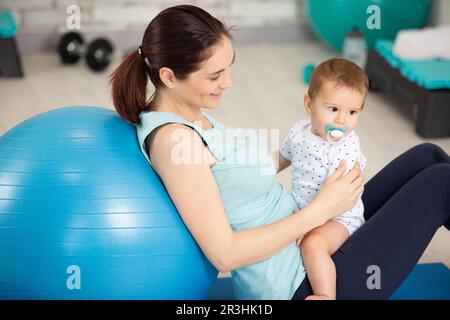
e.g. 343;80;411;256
325;124;348;140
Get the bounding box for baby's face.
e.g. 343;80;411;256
304;81;365;141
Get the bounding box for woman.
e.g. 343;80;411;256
110;5;450;300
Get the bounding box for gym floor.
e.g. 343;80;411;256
1;40;449;274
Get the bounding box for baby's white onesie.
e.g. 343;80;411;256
280;119;367;235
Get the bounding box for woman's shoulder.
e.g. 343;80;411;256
147;121;205;153
138;111;191;132
136;110;223;168
148;121;192;146
138;111;200;145
147;122;214;169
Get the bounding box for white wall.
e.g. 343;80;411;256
0;0;310;53
1;0;306;33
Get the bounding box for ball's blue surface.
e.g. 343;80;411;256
0;106;217;299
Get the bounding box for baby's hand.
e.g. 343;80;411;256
296;235;304;247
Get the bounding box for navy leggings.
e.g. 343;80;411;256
292;143;450;299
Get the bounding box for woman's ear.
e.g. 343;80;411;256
159;67;177;88
304;94;313;115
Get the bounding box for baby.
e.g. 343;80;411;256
280;58;368;300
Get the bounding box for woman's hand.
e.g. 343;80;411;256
310;160;364;222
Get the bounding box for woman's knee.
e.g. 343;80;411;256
421;163;450;228
411;143;450;163
413;142;439;153
423;163;450;184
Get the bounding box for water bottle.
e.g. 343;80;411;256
342;27;367;68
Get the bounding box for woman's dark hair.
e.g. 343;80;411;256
110;5;232;124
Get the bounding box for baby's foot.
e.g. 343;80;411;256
305;295;334;300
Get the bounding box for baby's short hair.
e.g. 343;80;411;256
308;58;369;101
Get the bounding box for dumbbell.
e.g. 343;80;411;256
58;32;114;72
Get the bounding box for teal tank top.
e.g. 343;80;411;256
136;111;306;300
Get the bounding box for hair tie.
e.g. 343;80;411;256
138;45;151;68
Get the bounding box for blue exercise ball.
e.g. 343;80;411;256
307;0;430;51
0;106;217;299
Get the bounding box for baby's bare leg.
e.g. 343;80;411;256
300;220;349;299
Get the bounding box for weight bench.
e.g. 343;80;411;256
365;40;450;138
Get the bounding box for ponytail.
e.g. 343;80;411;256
109;50;150;125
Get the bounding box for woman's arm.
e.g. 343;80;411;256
149;124;363;273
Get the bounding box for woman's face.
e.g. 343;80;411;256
174;35;235;110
